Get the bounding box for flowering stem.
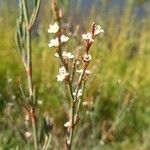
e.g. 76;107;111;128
74;67;86;102
70;59;77;83
26;29;33;98
50;1;103;149
67;68;86;149
75;81;86;120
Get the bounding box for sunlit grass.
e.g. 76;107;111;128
0;1;150;149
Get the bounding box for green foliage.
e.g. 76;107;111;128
0;1;150;149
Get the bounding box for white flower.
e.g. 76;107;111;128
82;32;94;42
78;89;83;97
48;35;69;48
54;53;59;57
48;38;59;47
25;131;31;138
59;67;66;74
61;35;69;43
85;69;91;74
48;22;59;33
94;25;104;36
76;69;91;75
73;89;83;98
57;67;69;82
67;140;71;145
64;119;72;128
25;114;30;121
62;51;74;59
83;54;92;62
57;74;64;82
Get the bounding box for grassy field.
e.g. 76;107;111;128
0;1;150;149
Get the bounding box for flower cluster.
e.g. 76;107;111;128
82;33;94;43
83;54;92;62
48;15;104;148
81;23;104;76
55;51;74;60
48;35;69;47
62;51;74;59
82;24;104;43
56;67;69;82
48;22;74;82
94;25;104;36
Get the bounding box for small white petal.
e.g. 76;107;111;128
48;38;59;47
48;35;69;48
61;35;69;43
57;67;69;82
54;53;59;57
62;51;74;59
83;54;92;62
73;92;76;96
64;121;71;128
67;140;71;145
94;25;104;36
82;32;94;42
85;70;91;74
73;89;82;98
25;131;31;138
25;114;30;121
59;67;66;74
48;22;59;33
57;74;64;81
78;89;83;97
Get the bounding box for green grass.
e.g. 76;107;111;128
0;1;150;149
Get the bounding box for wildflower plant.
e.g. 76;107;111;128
48;0;104;149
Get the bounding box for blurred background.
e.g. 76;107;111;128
0;0;150;149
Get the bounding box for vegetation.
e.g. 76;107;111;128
0;0;150;149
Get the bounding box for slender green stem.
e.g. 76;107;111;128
52;1;89;149
21;0;39;149
32;118;38;150
74;67;86;102
70;59;77;83
68;102;75;150
45;133;52;150
22;0;33;98
22;0;29;24
75;81;86;120
67;68;86;150
29;0;41;29
26;30;33;98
